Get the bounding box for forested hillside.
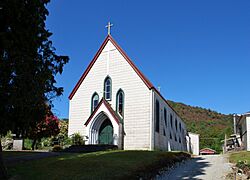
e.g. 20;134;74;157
167;100;233;152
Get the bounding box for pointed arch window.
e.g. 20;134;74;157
104;76;112;100
116;89;124;117
155;100;160;133
175;118;178;131
91;92;99;112
170;114;173;128
164;108;167;127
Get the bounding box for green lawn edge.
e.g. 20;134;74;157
7;150;191;180
229;151;250;164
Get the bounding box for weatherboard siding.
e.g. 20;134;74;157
68;40;151;150
153;90;187;151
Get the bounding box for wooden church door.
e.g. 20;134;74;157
99;119;113;144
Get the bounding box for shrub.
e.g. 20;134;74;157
236;160;250;170
27;114;60;150
53;120;71;147
71;133;84;145
1;131;13;150
24;139;33;150
2;138;13;150
52;145;63;152
41;137;52;147
62;136;72;146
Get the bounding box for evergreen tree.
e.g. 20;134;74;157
0;0;69;178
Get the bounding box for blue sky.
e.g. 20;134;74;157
46;0;250;118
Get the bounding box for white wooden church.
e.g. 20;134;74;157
68;25;189;151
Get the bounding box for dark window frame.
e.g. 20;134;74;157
164;108;167;127
91;92;99;112
116;89;125;117
175;118;178;131
170;114;173;128
155;100;160;133
104;76;112;101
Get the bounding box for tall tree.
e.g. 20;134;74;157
0;0;69;178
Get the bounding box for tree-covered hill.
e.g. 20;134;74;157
167;100;233;152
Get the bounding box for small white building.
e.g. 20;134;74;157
235;112;250;151
187;132;200;155
68;33;190;151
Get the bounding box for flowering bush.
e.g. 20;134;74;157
33;115;59;138
28;113;60;150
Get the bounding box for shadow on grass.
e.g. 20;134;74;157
4;151;60;166
6;150;191;180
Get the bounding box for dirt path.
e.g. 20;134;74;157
157;155;232;180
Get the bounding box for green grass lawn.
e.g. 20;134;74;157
229;151;250;164
229;151;250;177
7;150;190;180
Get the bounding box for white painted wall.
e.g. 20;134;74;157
188;132;200;155
236;116;247;150
69;40;151;150
235;114;250;151
246;116;250;151
152;90;188;151
69;37;189;152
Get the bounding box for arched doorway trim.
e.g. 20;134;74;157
85;99;120;145
88;111;118;145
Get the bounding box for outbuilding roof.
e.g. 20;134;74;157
200;148;216;153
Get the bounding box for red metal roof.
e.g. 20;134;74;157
200;148;216;154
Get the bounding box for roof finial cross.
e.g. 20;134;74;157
105;21;113;35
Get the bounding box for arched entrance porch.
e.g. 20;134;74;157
88;111;118;145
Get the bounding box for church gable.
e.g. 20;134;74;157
68;35;154;148
68;35;153;100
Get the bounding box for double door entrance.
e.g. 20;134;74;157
99;119;113;144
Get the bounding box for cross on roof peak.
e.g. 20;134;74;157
105;21;113;35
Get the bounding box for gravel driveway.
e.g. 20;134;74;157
157;155;232;180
